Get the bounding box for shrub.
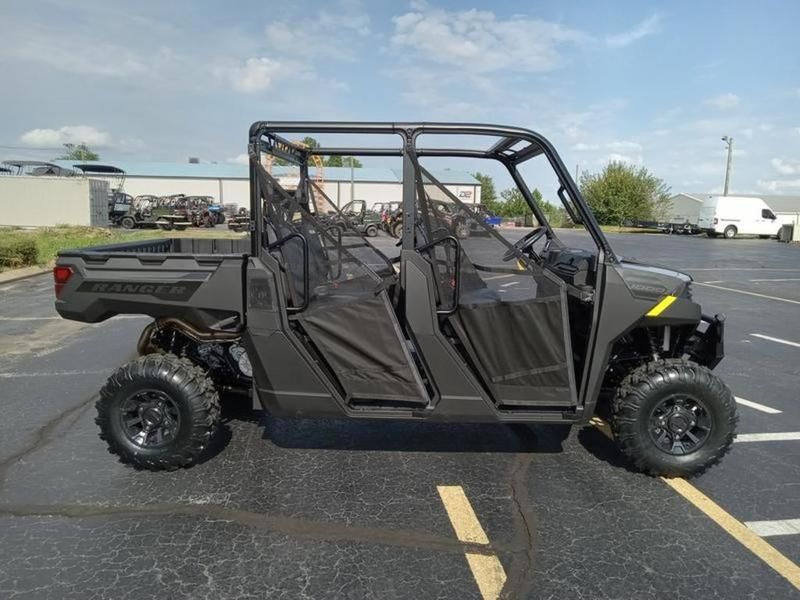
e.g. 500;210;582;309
0;237;38;269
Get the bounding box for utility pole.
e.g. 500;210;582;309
721;136;733;195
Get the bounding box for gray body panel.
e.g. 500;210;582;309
54;121;724;428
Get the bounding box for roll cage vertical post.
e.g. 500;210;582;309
504;161;553;237
400;130;415;251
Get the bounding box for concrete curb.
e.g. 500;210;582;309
0;265;50;285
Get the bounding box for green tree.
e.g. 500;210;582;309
57;143;99;161
299;136;319;149
579;161;672;226
499;187;534;218
472;172;502;215
324;156;362;167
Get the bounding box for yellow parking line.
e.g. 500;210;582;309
437;485;507;600
589;418;800;591
663;478;800;589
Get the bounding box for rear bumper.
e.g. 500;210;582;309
688;313;725;369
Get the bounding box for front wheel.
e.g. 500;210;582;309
392;221;403;238
120;216;136;229
96;354;221;470
611;359;737;477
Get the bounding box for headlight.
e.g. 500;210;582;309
228;344;253;377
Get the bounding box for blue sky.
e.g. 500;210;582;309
2;0;799;194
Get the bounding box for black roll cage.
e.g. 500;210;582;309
248;121;614;262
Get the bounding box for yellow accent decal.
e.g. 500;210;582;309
646;294;677;317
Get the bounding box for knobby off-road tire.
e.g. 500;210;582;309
611;359;737;477
96;353;221;470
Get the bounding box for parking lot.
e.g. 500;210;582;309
1;230;799;599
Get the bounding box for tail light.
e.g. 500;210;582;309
713;217;718;225
53;265;74;298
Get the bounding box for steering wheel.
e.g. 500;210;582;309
502;226;546;262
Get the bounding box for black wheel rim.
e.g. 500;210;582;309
119;389;181;448
648;394;712;455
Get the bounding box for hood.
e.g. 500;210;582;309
614;257;692;302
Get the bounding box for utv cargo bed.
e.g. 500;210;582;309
55;237;249;326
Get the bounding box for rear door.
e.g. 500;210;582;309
246;163;430;409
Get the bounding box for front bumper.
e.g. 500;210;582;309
687;313;725;369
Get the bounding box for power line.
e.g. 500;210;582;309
0;144;66;151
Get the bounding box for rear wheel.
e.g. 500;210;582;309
454;221;471;239
120;216;135;229
611;359;737;477
723;225;737;239
392;221;403;238
96;354;221;470
365;224;378;237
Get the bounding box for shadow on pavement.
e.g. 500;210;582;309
259;415;572;454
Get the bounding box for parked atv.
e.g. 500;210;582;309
227;207;251;232
389;199;484;239
54;122;735;477
374;201;401;233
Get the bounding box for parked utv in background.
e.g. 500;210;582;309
333;199;382;237
388;199;488;239
54;121;736;477
72;164;129;225
227;207;251;232
1;160;75;177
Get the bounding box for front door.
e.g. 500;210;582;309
404;164;578;409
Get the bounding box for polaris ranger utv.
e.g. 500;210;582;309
53;122;736;476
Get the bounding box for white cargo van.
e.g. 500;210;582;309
697;196;789;239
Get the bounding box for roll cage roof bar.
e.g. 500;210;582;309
248;121;614;261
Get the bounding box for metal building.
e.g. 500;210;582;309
54;161;481;210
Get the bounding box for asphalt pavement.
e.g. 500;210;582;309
1;231;799;599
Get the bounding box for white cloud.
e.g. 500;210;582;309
705;93;740;110
606;140;643;152
771;158;800;175
757;178;800;192
601;153;642;165
218;57;292;93
572;142;600;151
265;6;371;61
227;153;250;165
391;7;586;73
20;125;111;147
605;14;662;48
